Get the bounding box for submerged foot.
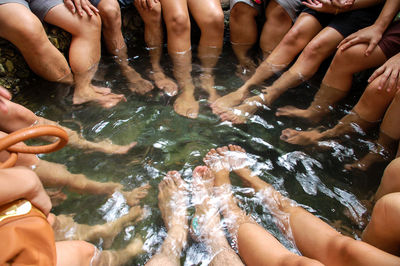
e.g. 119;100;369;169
158;171;188;231
124;68;154;95
344;146;393;172
93;139;137;154
122;183;151;206
276;105;324;124
219;96;263;124
150;71;178;96
190;166;221;242
210;89;248;115
73;85;126;108
280;128;322;146
199;73;220;103
173;90;199;119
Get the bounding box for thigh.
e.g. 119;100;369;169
160;0;189;25
56;241;96;266
0;3;43;40
188;0;223;25
44;3;101;36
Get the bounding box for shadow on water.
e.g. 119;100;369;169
14;39;384;265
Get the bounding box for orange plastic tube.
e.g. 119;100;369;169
0;125;69;169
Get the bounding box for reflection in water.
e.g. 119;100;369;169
15;43;382;264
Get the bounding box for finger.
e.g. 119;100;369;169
365;41;378;56
387;69;399;92
146;0;153;9
81;0;94;16
141;0;147;9
0;86;11;100
64;0;76;13
0;98;8;114
337;36;355;49
368;66;385;85
74;0;84;16
378;69;391;91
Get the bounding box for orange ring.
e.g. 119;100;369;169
0;125;69;169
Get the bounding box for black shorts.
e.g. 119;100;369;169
301;5;383;38
378;20;400;59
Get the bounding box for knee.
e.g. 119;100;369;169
166;12;190;36
393;89;400;103
279;26;303;48
381;159;400;188
143;6;162;25
301;39;326;60
230;3;256;23
99;2;121;29
199;10;224;36
14;17;49;49
267;5;291;26
77;14;102;35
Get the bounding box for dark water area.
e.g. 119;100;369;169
13;37;385;264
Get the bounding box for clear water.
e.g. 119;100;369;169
13;40;384;265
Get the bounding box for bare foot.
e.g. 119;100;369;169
199;73;220;103
122;184;151;206
150;71;178;96
92;85;112;95
73;86;126;108
219;96;264;124
123;67;154;95
344;146;393;171
276;105;323;124
91;139;137;154
210;89;248;115
280;128;322;146
190;166;221;242
158;171;188;230
203;148;230;174
235;60;257;81
173;90;199;119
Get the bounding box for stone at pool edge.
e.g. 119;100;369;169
0;0;230;91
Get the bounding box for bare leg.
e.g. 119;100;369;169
229;3;258;80
0;98;137;154
98;0;154;95
145;171;188;266
211;12;322;114
261;27;344;107
56;238;143;266
134;1;178;96
51;205;143;248
345;91;400;171
0;4;71;82
276;43;386;123
259;0;293;58
188;0;224;103
203;146;322;266
375;157;400;200
362;192;400;256
214;145;400;265
279;76;396;146
45;5;125;108
190;166;244;265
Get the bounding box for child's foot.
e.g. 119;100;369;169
158;171;188;231
150;71;178;96
122;184;151;206
173;89;199;119
190;166;221;242
276;105;324;124
280;128;322;146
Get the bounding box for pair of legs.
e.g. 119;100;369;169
205;145;400;264
230;0;294;79
0;2;125;108
133;1;178;96
98;0;154;95
51;201;144;265
280;65;399;171
212;7;380;124
0;94;137;154
146;168;244;265
0;130;150;205
160;0;224;118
